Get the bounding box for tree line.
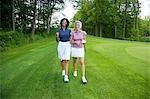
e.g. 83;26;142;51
72;0;150;41
0;0;149;51
1;0;67;51
1;0;65;36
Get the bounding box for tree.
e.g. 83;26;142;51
12;0;15;31
31;0;37;37
1;0;13;30
46;0;64;34
1;0;65;37
72;0;142;39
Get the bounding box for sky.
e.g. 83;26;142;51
139;0;150;19
51;2;77;23
52;0;150;23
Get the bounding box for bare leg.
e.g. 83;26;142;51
61;60;66;76
65;60;69;75
73;57;78;71
80;57;87;83
80;57;85;76
61;60;65;70
64;60;69;82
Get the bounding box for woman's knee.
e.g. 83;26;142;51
65;60;69;63
80;62;84;66
73;58;78;63
80;59;85;66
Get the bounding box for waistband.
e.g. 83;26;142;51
59;41;70;43
59;40;70;42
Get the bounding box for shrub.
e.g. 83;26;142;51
128;29;140;41
0;31;26;51
139;36;150;42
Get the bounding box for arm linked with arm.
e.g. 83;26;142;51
70;34;75;44
70;33;80;45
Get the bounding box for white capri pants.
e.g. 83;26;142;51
58;41;71;60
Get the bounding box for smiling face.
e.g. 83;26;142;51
62;20;67;27
75;22;81;31
60;18;69;28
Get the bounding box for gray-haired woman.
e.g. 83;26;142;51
70;21;87;84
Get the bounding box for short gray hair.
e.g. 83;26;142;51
75;21;82;29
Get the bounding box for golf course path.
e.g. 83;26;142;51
0;36;150;99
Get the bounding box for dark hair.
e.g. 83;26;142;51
60;18;69;28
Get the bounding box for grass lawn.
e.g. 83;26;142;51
0;36;150;99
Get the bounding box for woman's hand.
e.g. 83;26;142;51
75;40;81;45
82;40;86;43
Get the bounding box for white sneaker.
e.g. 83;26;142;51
82;76;87;84
73;71;77;77
64;75;69;83
62;70;65;76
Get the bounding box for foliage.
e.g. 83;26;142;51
1;0;64;33
128;28;139;41
0;29;56;52
72;0;149;42
0;0;65;51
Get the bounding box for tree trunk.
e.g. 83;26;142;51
99;24;103;37
123;0;127;39
47;13;52;34
132;0;136;29
37;0;40;30
136;0;139;30
12;0;15;31
31;0;37;37
95;23;98;36
46;1;52;34
114;25;117;38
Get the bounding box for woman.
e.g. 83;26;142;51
70;21;87;84
56;18;71;83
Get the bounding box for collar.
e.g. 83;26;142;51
74;30;82;33
61;27;68;31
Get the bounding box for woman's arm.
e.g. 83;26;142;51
70;33;80;45
70;33;75;44
82;31;87;43
56;32;60;42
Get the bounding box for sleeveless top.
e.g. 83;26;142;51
57;28;71;42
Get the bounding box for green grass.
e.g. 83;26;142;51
0;36;150;99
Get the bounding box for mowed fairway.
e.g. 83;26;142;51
0;36;150;99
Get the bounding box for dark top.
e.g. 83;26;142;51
57;28;71;42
